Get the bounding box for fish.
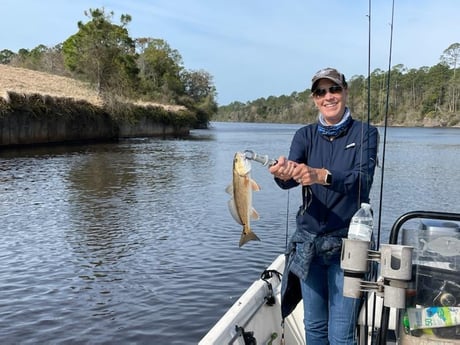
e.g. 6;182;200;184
225;152;261;247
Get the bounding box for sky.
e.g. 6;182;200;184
2;1;459;105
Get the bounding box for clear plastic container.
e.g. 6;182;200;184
348;203;373;241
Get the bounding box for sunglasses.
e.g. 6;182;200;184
312;85;343;97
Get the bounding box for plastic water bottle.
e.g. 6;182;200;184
348;203;373;241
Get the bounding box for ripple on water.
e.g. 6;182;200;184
0;126;459;344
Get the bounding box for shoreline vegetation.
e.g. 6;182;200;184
1;43;458;148
0;64;195;147
0;7;457;148
215;62;460;127
1;57;459;148
215;44;460;127
0;7;218;147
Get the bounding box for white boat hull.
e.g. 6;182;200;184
200;253;400;345
201;210;460;345
199;254;306;344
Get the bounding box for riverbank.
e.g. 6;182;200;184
0;65;195;147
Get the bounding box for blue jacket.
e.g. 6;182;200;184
276;118;379;318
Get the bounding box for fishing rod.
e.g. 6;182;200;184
376;0;395;344
364;2;374;344
377;0;395;250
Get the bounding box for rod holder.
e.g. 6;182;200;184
379;244;413;281
340;239;371;273
343;275;365;298
340;240;414;308
383;282;407;308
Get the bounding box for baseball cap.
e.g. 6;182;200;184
311;68;347;91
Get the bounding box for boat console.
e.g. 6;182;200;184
378;211;460;345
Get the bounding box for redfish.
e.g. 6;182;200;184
225;152;261;247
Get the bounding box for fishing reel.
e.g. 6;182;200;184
433;281;460;339
415;273;460;339
433;280;460;307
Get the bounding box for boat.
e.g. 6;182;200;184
199;211;460;344
200;3;460;342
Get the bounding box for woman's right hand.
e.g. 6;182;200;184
269;156;297;181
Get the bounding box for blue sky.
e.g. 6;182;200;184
2;1;459;105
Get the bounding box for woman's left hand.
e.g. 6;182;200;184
293;164;321;185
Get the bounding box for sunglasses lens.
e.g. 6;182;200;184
314;89;327;97
330;86;343;93
313;85;343;97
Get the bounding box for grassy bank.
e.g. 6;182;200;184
0;64;196;138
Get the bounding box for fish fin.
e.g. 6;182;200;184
239;226;260;247
227;199;243;225
250;207;260;221
225;183;233;195
250;179;261;191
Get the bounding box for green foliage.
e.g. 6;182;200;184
7;44;67;75
62;8;139;97
1;7;220;129
5;6;456;128
109;100;196;128
0;49;15;64
181;69;215;102
178;69;218;127
440;43;460;71
5;92;101;119
0;97;11;117
136;38;185;105
216;54;460;127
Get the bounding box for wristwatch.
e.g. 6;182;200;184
324;170;332;185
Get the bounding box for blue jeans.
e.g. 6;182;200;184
300;255;361;345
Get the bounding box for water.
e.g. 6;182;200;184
0;122;459;344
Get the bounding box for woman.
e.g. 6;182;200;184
269;67;379;345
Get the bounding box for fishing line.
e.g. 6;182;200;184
363;1;373;343
284;189;290;250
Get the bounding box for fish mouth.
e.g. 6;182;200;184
234;152;251;175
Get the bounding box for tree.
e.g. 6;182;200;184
347;74;366;117
10;48;30;67
181;69;215;102
0;49;15;64
420;63;450;115
440;43;460;77
136;38;184;102
62;8;138;97
7;44;66;75
39;44;67;76
180;69;218;127
440;43;460;113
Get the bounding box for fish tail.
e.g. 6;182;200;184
239;226;260;247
